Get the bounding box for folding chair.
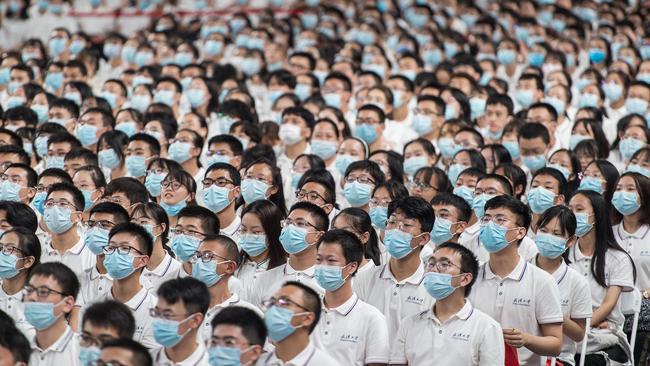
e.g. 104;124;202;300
579;318;591;366
620;289;642;366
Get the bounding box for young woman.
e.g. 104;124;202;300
159;170;197;226
114;108;143;138
72;166;106;215
578;159;619;204
288;154;325;202
97;131;129;180
532;206;591;365
236;200;287;290
131;202;180;292
447;148;487;185
568;190;636;364
548;149;582;193
144;158;183;200
408;166;452;204
310;119;342;171
480;144;512;173
627;147;650;178
528;167;567;230
241;158;286;215
331;208;382;273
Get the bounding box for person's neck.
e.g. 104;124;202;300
96;254;107;274
166;333;198;363
388;251;420;282
487;246;520;278
182;261;192;276
358;203;369;213
147;240;166;270
168;215;178;228
181;160;199;177
36;318;68;350
197;105;208;117
250;250;269;264
531;215;539;232
51;228;80;253
218;205;236;230
468;214;478;226
108;57;122;68
285;140;307;160
323;282;353;309
324;156;336;167
288;249;316;271
368;138;384;153
504;63;517;75
434;292;466;323
2;272;27;295
535;254;562;274
622;214;643;234
112;163;128;180
276;332;310;362
610;98;625;109
578;232;596;256
423;129;439;142
208;278;232;308
392;105;408;121
111;274;143;303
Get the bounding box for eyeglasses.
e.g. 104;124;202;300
202;177;234;188
425;258;461;273
479;215;515;227
149;308;187;321
170;228;205;238
261;296;310;312
344;176;375;185
191;251;232;264
413;107;441;116
84;219;116;231
43;199;76;209
385;217;420;232
408;181;437;191
161;181;183;191
281;218;317;230
369;198;391;208
80;333;115;348
295;189;327;203
145;168;168;177
0;243;25;256
102;245;143;256
100;196;128;205
23;284;66;298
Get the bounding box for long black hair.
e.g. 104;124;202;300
536;205;576;264
240;200;287;270
333;208;381;266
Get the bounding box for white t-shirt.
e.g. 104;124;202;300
613;223;650;290
29;326;80;366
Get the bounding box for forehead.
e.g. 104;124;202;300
432;247;461;262
29;274;60;289
177;216;203;228
206;168;232;180
48;190;74;201
317;241;344;256
213;324;245;339
289;208;311;220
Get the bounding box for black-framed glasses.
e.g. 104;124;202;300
280;218;317;230
295;189;327;203
202;177;234;188
262;296;310;312
84;219;116;231
425;258;462;273
191;251;232;264
23;284;67;298
80;333;115;348
102;245;144;256
0;243;26;256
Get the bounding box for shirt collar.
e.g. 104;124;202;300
32;325;74;353
221;215;241;236
571;242;591;262
617;224;650;240
268;340;316;366
148;253;174;277
156;341;206;365
551;260;569;285
89;265;111;280
284;262;315;277
208;292;241;314
46;235;85;256
427;299;474;323
324;293;359;316
109;286;149;311
484;255;527;281
379;261;426;285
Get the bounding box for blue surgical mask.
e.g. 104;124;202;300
578;93;599;108
24;301;62;330
535;232;567;259
76;124;99;146
294;83;311;101
603;82;623;101
627;164;650;178
370;206;388;229
612;190;640;216
152;317;190;348
453;185;475;206
620;138;646;161
423;272;459;300
334;155;357;176
310;140;338;160
98;149;120;169
46;155;65;170
241;179;269;204
527;186;556;214
79;346;101;366
588;48;606;64
479;221;513;253
154;90;175;106
437;137;459;158
547;164;571;180
104;250;138;279
160;198;187;217
502;140;520;160
430;217;454;245
543;96;565;116
44;205;75;234
574;212;593;237
355;124;378;145
515;89;535;109
447;163;468;185
314;264;348;291
126;156;147;178
625;97;649;115
279;224;311;254
115;121;138;137
403;156;428;176
264;305;304;342
239;234;267;257
130;94;151;113
168;141;193;164
203;186;233;213
81;189;96;211
84;227;109;255
497;49;516;65
171;234;201;262
0;252;20;279
192;258;222;287
48;37;66;56
522;154;546;172
32;192;47;215
31;104;49;123
35;136;49;158
0;180;22;202
412;114;433;136
578;176;604;194
384;229;417;259
472;194;495;218
203;40;223;56
101;91;118;110
469;97;486;120
343;181;372;207
186;88;205;108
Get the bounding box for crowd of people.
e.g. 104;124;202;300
1;0;650;365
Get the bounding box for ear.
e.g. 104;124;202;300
515;226;527;241
458;272;473;288
62;295;76;313
25;187;36;200
554;194;565;206
359;231;370;245
230;186;241;200
566;234;577;249
267;185;278;196
452;221;468;235
191;146;201;158
321;203;333;215
417;232;430;246
230;156;242;169
345;261;358;277
21;256;36;270
298;312;316;329
137;255;149;269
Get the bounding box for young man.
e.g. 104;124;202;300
247;202;327;307
48;98;80;128
0;163;36;204
342;160;385;212
391;243;505;365
99;338;153;366
296;169;337;220
411;95;446;143
313;229;390;366
420;192;472;261
24;262;80;366
79;300;136;366
353;197;434;339
63;149;97;178
483;93;514;143
0;323;30;366
204;134;243;170
94;222;158;349
172;206;220;277
45;133;81;170
355;104;391;153
515;73;544;111
257;281;341;365
40;182;95;280
75;108;114;151
278;107;315;199
201;163;241;242
518;122;553;174
469;195;563;365
209;306;266;366
150;277;209;365
125;133;161;181
192;234;261;340
102;177;149;214
168;129;204;183
527;102;560;154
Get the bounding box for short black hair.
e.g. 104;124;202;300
288;201;329;232
90;202;130;224
317;229;363;276
357;104;386;124
0;323;30;364
485;93;513;115
4;106;37;126
108;222;154;257
47;132;82;151
101;338;153;366
430;192;472;223
104;177;149;206
46;182;84;211
484;195;531;231
205;162;241;186
0;201;37;232
38;167;73;185
82;300;136;338
435;242;479;296
156;277;210;316
344;160;385;187
0;145;30;165
211;306;267;346
519;122;550;145
64;148;98;167
128;133;161;157
29;262;80;299
177;206;220;236
50;98;80;119
387;196;435;233
207;134;243;157
282;107;315;130
282;281;321;333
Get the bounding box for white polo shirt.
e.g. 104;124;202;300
151;340;209;366
312;293;389;366
141;253;182;293
459;222;538;264
390;300;505;366
78;265;112;305
246;262;324;308
254;340;341;366
532;259;592;364
352;261;433;340
220;215;241;247
29;325;80;366
199;293;262;341
468;256;564;366
613;223;650;289
40;236;96;281
235;257;270;295
0;284;34;339
96;286;158;349
568;243;635;329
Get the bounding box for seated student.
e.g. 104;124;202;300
341;160;385;212
99;338;153;366
391;243;505;365
276;107;315;193
247;201;327;307
191;234;261;340
430;192;472;246
125;133;161;182
201;162;242;242
295;168;338;219
353;197;435;340
0;200;38;232
79;300;136;366
331;208;382;273
94;222;158;349
159;169;197;227
0;315;31;366
257;281;341;365
45;133;82;170
0;227;41;338
527;167;568;231
102;177;149;214
312;229;390;366
167;129;204;185
204;134;244;170
63;148;97;178
451;167;486;207
40;182;96;279
171;206;219;276
79;202;129;305
209;306;266;366
150;277;210;365
469;195;563;366
24;262;81;366
0;163;36;205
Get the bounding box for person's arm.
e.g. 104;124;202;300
563;316;586;342
503;323;562;356
591;285;622;327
